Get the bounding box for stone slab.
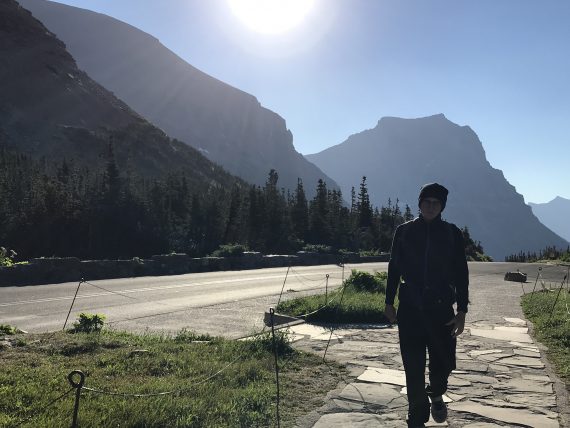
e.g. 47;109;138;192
494;378;553;393
496;356;545;368
468;349;504;357
357;367;406;386
338;382;407;407
313;412;399;427
503;317;526;325
287;324;341;340
494;326;528;334
469;328;533;343
514;348;541;358
449;400;558;427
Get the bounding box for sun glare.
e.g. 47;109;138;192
227;0;315;34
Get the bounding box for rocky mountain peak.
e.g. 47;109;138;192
307;115;568;259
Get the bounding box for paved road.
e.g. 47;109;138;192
1;261;567;338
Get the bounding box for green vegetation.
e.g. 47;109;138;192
461;227;493;261
0;324;18;335
0;329;345;427
210;243;248;257
71;313;106;333
277;270;390;323
506;245;570;263
521;290;570;386
0;151;489;262
0;246;16;267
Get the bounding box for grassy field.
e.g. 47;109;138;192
0;329;345;427
521;288;570;387
277;270;391;324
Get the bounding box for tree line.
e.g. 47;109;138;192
505;245;570;263
0;146;487;261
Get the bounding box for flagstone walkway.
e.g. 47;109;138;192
290;318;562;427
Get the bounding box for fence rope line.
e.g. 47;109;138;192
289;267;330;282
12;387;74;427
84;281;139;301
295;282;348;319
288;275;327;289
82;353;244;398
275;265;290;308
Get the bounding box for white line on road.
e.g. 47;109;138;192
0;272;342;307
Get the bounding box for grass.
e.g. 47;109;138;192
0;329;345;427
277;270;391;324
521;288;570;388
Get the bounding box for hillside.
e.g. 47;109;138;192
1;0;238;191
307;114;568;260
18;0;339;195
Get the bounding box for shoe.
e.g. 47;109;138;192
431;397;447;423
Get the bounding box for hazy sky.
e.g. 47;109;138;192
47;0;569;203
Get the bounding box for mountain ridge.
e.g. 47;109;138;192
19;0;339;195
529;196;570;243
307;114;568;260
1;0;239;189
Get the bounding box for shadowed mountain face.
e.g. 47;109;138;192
307;114;569;260
1;0;238;189
529;197;570;243
18;0;338;195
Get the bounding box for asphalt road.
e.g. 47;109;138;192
1;261;568;338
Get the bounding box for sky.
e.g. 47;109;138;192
47;0;569;203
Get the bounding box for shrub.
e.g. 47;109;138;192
71;313;106;333
301;244;336;254
343;270;386;293
0;247;17;267
0;324;17;335
210;244;248;257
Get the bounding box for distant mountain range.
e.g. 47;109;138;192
529;197;570;243
1;0;238;190
307;114;569;260
19;0;339;196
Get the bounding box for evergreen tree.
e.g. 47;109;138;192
308;179;330;245
290;178;308;243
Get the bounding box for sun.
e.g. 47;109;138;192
227;0;316;35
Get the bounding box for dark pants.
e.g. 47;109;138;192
397;302;456;426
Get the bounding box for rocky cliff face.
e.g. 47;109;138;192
529;197;570;243
19;0;338;195
1;0;238;188
307;114;569;260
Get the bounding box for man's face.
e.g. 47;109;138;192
420;197;442;222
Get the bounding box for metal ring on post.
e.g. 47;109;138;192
68;370;85;389
68;370;85;428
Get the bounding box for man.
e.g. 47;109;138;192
384;183;469;428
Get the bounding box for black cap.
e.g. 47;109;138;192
418;183;448;211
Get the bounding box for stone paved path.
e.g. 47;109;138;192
287;263;569;427
290;319;560;427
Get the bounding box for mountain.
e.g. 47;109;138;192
307;114;569;260
18;0;339;195
529;197;570;243
1;0;238;190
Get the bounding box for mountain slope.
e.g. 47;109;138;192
307;114;568;260
529;197;570;243
18;0;338;195
1;0;238;190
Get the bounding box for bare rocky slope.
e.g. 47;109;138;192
18;0;338;195
1;0;238;190
307;114;568;260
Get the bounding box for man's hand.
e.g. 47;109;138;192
384;304;397;324
445;311;466;338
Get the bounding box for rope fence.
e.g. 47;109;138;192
12;260;373;427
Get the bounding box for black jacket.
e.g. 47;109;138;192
385;215;469;312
